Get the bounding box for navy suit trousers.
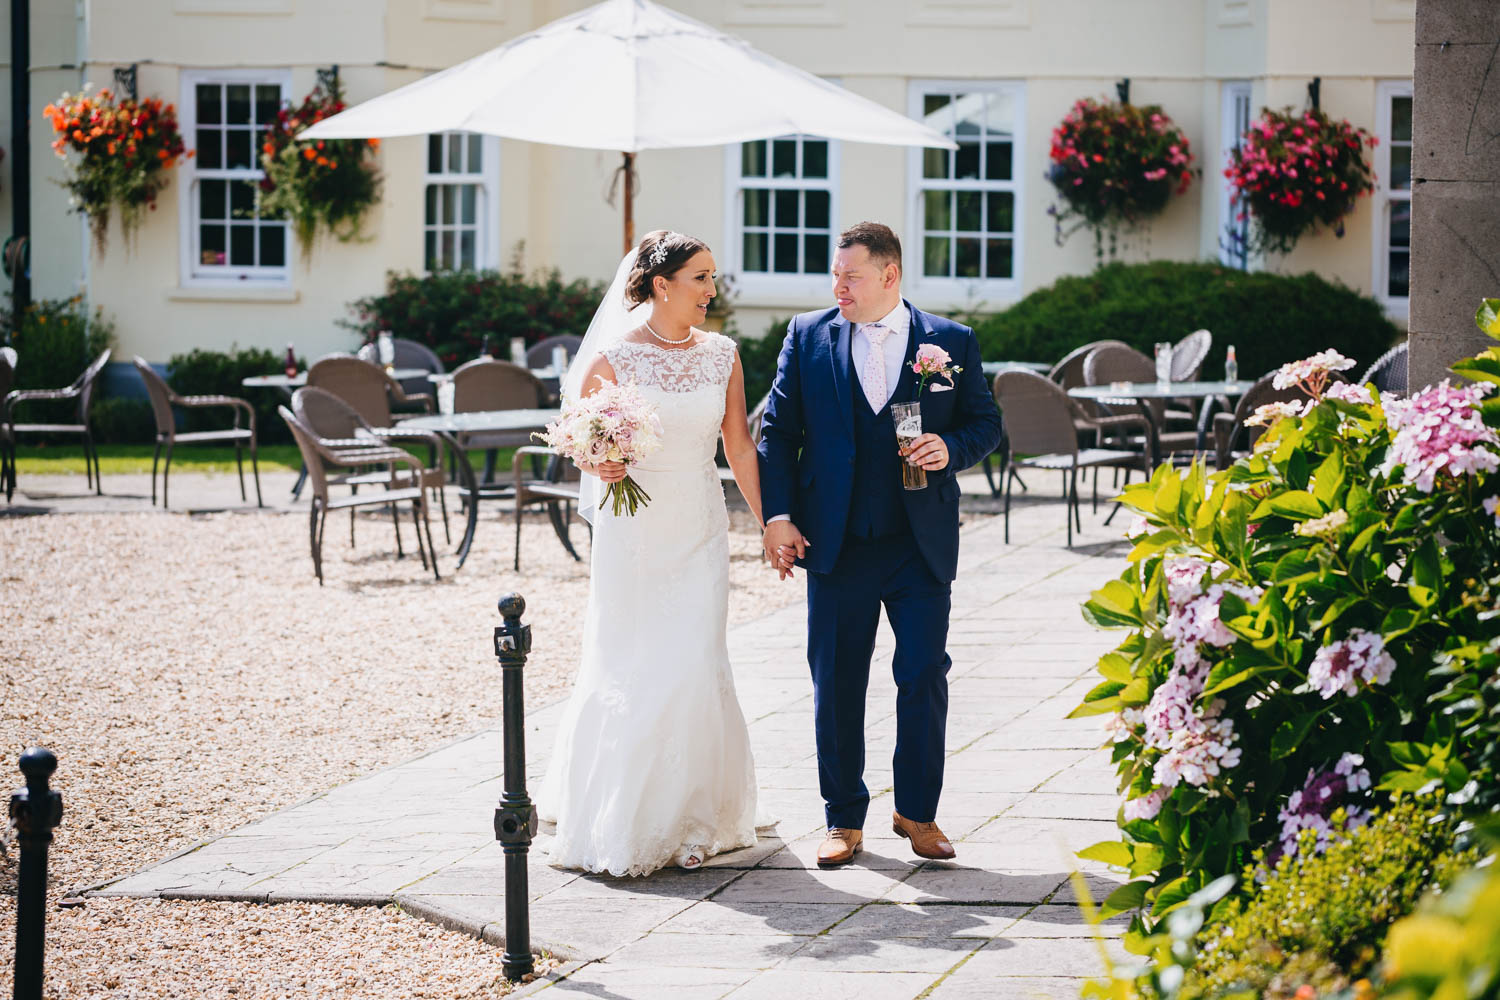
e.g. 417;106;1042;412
806;532;952;830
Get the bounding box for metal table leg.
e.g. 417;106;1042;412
434;430;479;569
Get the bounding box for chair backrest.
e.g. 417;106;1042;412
1171;328;1213;382
747;391;771;446
358;337;445;398
0;346;16;401
292;385;375;442
526;334;585;369
1359;341;1408;397
1047;339;1132;421
133;357;178;436
449;358;545;412
994;369;1079;457
279;405;331;502
75;348;112;418
306;354;396;427
1083;343;1164;422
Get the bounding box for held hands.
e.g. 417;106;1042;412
901;433;950;471
588;460;628;484
762;520;808;581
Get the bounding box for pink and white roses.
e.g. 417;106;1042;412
538;380;663;516
911;343;962;397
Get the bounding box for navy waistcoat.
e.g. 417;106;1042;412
846;335;919;540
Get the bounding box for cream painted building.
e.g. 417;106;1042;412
1;0;1414;375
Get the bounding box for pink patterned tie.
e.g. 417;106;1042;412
862;323;891;411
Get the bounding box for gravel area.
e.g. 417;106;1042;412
0;504;795;998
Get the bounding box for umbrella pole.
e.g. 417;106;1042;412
622;152;635;254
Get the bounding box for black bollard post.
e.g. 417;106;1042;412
10;748;63;1000
492;594;536;981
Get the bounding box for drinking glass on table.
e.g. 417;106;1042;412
1154;342;1172;385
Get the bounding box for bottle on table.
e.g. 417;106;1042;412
1225;345;1238;385
481;334;496;359
284;343;298;378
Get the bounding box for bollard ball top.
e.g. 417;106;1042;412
19;747;57;781
497;593;526;621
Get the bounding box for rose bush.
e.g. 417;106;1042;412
1073;302;1500;931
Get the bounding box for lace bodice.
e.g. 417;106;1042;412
604;333;737;394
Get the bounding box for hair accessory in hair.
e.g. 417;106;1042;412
647;234;676;269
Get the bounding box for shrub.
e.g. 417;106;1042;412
968;260;1398;379
341;260;609;369
1180;798;1480;1000
89;397;155;444
165;346;301;444
1380;828;1500;1000
3;295;116;434
1074;308;1500;928
735;315;789;409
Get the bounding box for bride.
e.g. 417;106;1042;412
537;230;769;875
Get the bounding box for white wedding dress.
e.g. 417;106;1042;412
538;332;761;876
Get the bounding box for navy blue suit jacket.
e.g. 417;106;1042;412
757;300;1003;583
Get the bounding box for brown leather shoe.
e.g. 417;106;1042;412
892;811;957;860
816;828;863;867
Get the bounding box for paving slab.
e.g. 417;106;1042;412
90;485;1135;999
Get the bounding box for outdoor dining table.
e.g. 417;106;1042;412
400;408;562;570
1068;379;1248;467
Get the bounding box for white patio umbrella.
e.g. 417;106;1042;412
301;0;954;253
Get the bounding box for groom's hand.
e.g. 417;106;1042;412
901;433;950;471
763;520;808;580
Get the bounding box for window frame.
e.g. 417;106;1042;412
722;134;841;301
422;131;503;274
1372;79;1413;318
177;67;294;287
1218;80;1253;269
905;79;1026;307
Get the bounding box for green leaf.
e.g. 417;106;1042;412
1068;697;1122;719
1272;714;1317;759
1128;529;1180;562
1382;605;1424;640
1311;450;1346;507
1473;298;1500;339
1202;664;1276;699
1150;875;1194;917
1097;653;1134;684
1078;840;1134;868
1122;819;1164;845
1084;579;1143;629
1100;880;1152;918
1347;521;1383;561
1269;490;1325;519
1408;583;1437;609
1449;353;1500;385
1130;842;1167;877
1318;595;1361;629
1411;537;1443;594
1154;470;1182;520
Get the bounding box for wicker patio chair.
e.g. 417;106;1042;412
525;334;585;370
994;369;1145;547
447;358;550;483
2;347;111;501
308;353;434;426
1212;371;1308;470
1082;344;1203;460
356;337;446;400
1170;328;1213;382
134;357;262;510
1045;339;1148;447
511;445;586;571
292;386;449;545
0;347;15;499
280;404;439;584
1358;342;1408;397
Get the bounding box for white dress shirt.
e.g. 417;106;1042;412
850;302;911;410
767;302;910;526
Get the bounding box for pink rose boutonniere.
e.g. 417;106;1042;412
912;343;963;398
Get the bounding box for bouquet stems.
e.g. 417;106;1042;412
604;474;653;516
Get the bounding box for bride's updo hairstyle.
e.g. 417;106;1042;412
624;230;711;308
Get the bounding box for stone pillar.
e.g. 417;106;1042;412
1410;1;1500;389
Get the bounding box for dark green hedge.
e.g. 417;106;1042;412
165;346;304;445
969;260;1401;379
342;267;609;367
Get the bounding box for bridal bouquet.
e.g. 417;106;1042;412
538;381;663;516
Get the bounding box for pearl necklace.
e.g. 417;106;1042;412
644;320;693;345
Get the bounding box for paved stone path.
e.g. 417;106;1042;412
91;482;1135;1000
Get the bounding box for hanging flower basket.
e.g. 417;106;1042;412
1046;97;1196;261
259;80;382;258
1224;107;1376;256
45;87;189;252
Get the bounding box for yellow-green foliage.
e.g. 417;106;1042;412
1381;858;1500;1000
1181;799;1481;1000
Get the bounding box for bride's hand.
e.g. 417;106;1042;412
589;460;628;484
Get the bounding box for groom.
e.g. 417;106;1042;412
757;222;1003;866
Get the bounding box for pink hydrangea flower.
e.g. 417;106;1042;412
1380;380;1500;492
1307;627;1396;698
1324;381;1375;405
1243;400;1307;428
1123;788;1169;822
1273;350;1357;395
1153;713;1243;788
1103;707;1143;743
1271;753;1371;864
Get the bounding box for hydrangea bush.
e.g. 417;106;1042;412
1073;301;1500;929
